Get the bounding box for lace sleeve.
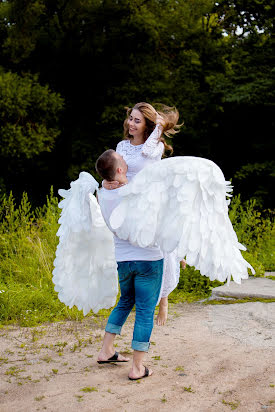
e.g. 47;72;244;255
142;124;164;159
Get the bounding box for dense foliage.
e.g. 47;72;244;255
0;0;274;207
0;71;64;159
0;191;273;325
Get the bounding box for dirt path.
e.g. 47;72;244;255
0;302;274;412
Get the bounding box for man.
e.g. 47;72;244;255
95;149;164;380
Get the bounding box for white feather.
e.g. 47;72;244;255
110;156;254;284
53;172;118;315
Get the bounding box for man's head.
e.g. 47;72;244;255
95;149;128;182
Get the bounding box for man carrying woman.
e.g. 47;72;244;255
96;149;163;381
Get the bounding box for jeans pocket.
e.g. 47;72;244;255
117;262;130;280
137;260;163;277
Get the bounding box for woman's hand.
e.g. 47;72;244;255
156;113;165;128
102;180;120;190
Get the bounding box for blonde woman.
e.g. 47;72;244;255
104;102;185;325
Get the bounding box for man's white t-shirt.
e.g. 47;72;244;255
97;187;163;262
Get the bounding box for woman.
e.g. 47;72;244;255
104;102;185;325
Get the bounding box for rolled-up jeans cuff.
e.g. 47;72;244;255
105;322;122;335
132;340;150;352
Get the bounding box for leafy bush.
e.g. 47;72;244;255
229;195;275;272
0;71;64;159
0;189;87;326
169;266;222;303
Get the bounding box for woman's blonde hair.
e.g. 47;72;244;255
123;102;183;155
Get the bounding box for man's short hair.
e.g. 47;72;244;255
95;149;118;181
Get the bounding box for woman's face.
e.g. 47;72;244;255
127;109;146;139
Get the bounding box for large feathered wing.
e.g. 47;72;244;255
110;156;254;284
52;172;118;315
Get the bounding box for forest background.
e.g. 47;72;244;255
0;0;274;325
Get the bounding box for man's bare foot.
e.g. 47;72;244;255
97;350;130;363
156;299;168;326
181;259;187;269
128;365;153;380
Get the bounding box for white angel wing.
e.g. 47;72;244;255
110;156;254;284
53;172;118;315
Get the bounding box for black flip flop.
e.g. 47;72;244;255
128;366;150;380
97;351;128;364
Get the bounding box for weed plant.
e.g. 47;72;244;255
0;189;91;326
229;195;275;272
0;190;274;326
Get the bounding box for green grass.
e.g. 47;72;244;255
174;366;184;372
161;394;167;403
222;399;239;410
34;396;45;401
205;297;275;305
80;386;98;393
0;190;274;326
184;386;195;393
229;195;275;272
0;189;113;326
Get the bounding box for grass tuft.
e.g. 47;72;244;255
174;366;185;372
205;297;275;305
80;386;98;393
222;399;239;410
184;385;195;393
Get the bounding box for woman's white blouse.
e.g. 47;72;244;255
116;124;164;181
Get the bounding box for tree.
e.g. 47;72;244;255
0;0;273;207
0;70;64;158
0;69;64;199
209;0;275;206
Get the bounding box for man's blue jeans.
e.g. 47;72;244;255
105;259;163;352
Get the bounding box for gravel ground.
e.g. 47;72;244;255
0;302;274;412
